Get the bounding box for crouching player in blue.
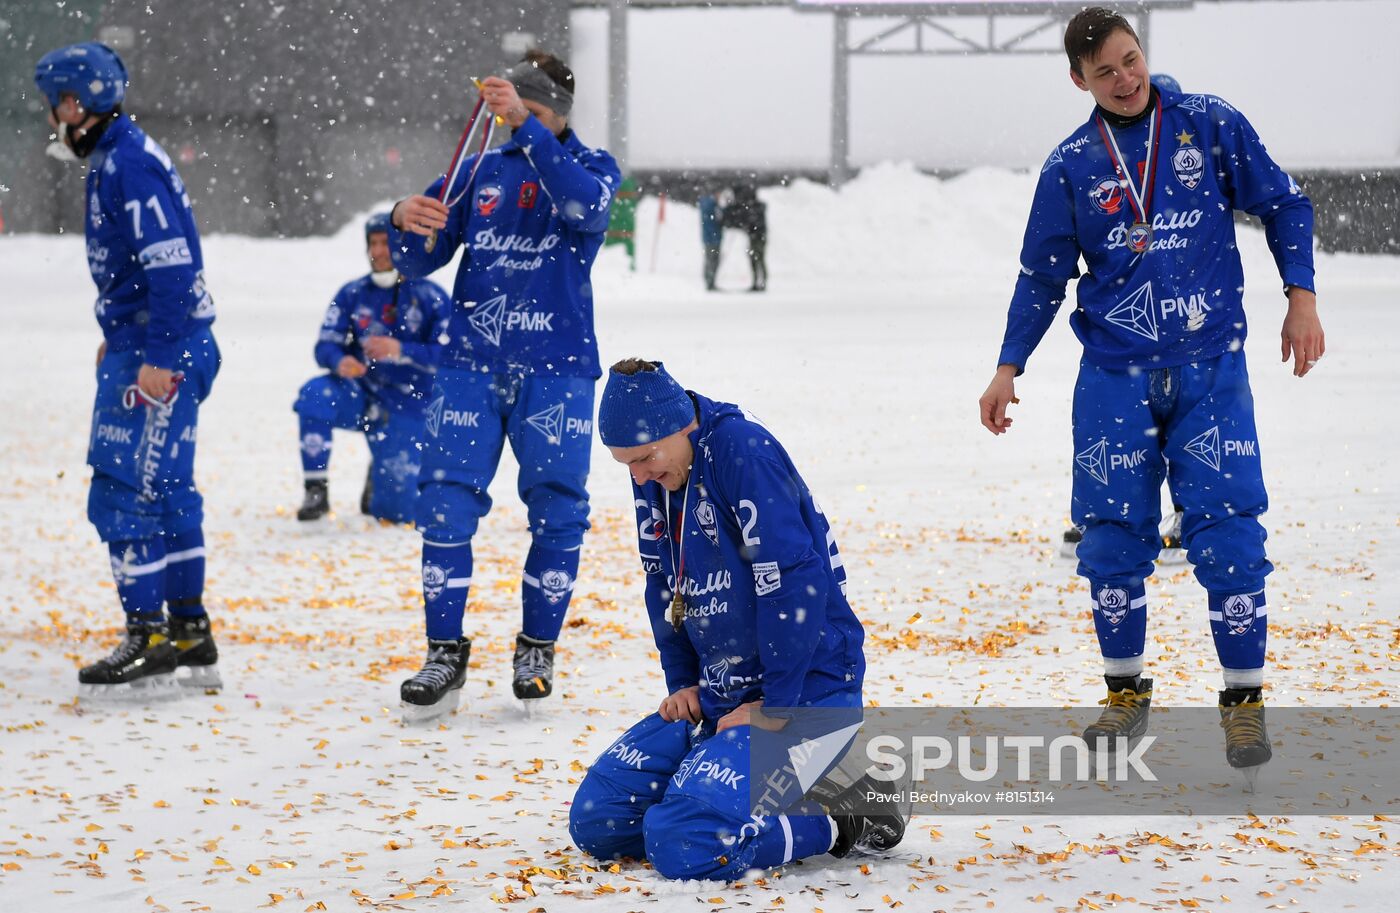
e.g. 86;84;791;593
977;8;1327;779
569;360;906;881
35;43;224;695
388;50;620;717
293;213;450;523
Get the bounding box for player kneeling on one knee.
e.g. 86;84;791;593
292;213;450;523
569;360;906;881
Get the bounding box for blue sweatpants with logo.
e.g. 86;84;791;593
416;367;594;641
569;690;861;881
292;375;424;523
1071;350;1271;681
88;328;220;619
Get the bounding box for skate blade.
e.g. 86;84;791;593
176;663;223;693
401;689;462;725
1059;541;1080;559
1157;547;1188;565
79;672;182;702
516;697;549;720
1238;762;1267;793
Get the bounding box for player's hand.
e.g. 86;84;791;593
979;365;1020;434
392;195;449;237
716;700;786;733
659;686;702;724
96;340;106;366
479;75;530;128
363;336;402;361
138;364;174;401
336;355;367;378
1281;287;1325;378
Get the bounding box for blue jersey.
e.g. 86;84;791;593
629;393;865;722
313;276;451;415
998;90;1315;372
84;115;215;369
390;115;621;379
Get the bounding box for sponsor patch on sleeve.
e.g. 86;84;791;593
752;561;781;596
138;237;193;269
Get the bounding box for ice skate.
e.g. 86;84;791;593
78;618;181;700
512;633;555;704
297;480;330;521
1060;524;1083;559
817;773;908;858
1219;687;1271;792
169;614;222;692
400;637;469;723
359;467;373;516
1158;510;1187;565
1082;675;1153;758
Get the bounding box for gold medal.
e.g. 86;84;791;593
670;590;685;631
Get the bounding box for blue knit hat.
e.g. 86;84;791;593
598;361;695;447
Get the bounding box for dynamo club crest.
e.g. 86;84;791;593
1096;585;1130;626
694;500;719;546
1223;593;1256;635
1172;139;1204;190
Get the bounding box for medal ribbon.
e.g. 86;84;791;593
665;480;691;631
1095;92;1163;227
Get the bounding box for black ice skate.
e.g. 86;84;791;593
78;618;181;700
1082;675;1153;756
169;614;222;692
359;467;373;516
512;633;555;701
819;773;908;858
400;637;470;723
1060;524;1083;559
297;480;330;521
1158;510;1187;565
1219;687;1271;791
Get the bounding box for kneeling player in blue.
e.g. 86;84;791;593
292;213;450;523
35;43;224;695
568;361;906;880
977;8;1327;778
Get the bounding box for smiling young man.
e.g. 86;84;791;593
977;8;1325;777
568;360;903;880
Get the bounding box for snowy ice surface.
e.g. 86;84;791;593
2;164;1399;910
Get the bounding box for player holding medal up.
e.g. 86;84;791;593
978;7;1325;780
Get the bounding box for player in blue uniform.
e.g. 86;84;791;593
293;213;450;523
387;50;621;717
568;360;905;880
977;8;1326;775
35;43;223;695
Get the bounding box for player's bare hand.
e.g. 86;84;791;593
138;364;174;400
480;76;530;128
1281;287;1325;378
659;686;702;724
391;195;449;237
979;365;1020;434
716;700;786;733
96;340;106;366
336;355;367;379
363;336;402;361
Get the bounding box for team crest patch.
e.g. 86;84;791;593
694;500;719;546
540;569;573;605
1089;176;1126;215
1172;135;1204;190
1223;593;1256;635
476;185;503;216
404;303;423;334
1097;586;1130;626
422;563;448;602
